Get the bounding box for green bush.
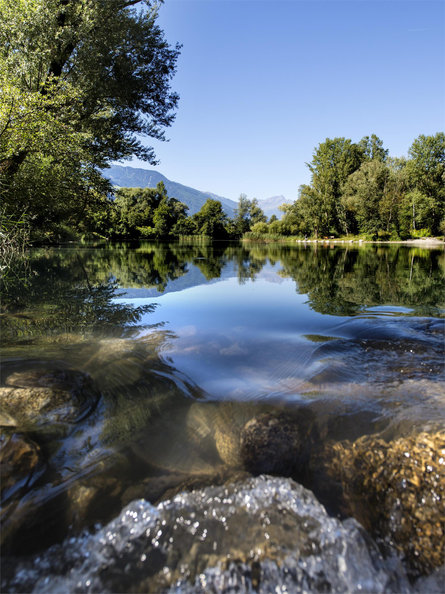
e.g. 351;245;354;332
411;228;431;238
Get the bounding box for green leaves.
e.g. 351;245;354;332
0;0;180;239
280;133;443;240
193;199;228;239
233;194;267;237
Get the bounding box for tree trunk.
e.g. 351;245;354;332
0;152;28;177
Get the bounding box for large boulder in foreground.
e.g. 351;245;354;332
3;476;413;594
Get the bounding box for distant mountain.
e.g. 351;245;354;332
104;165;237;217
104;165;292;219
259;195;292;218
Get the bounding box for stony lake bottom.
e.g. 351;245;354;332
1;241;444;592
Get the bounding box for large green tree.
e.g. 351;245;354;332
358;134;388;163
0;0;180;235
306;137;364;236
341;160;390;236
192;199;228;238
233;194;267;236
405;133;445;235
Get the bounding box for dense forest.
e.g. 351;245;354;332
0;2;444;249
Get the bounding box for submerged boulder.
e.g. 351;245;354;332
3;476;412;593
186;403;315;474
0;432;44;501
313;430;445;577
240;412;305;475
0;368;100;430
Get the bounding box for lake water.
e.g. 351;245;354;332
1;241;444;587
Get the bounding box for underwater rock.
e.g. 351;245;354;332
186;403;314;474
131;403;221;476
82;339;145;391
2;476;412;594
67;475;123;531
314;430;445;577
0;432;43;501
186;402;256;467
0;411;18;428
0;368;100;430
240;412;304;475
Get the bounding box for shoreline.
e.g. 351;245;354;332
244;236;445;248
298;237;445;246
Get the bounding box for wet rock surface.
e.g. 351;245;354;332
0;368;100;429
2;476;413;594
0;432;44;500
312;430;445;577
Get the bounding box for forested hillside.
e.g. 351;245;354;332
104;165;237;217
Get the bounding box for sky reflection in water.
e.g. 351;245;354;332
113;247;444;417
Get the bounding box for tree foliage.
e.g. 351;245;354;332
192;199;228;239
305;137;364;236
271;133;444;240
232;194;267;237
0;0;180;238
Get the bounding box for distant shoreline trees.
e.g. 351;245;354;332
259;133;444;241
89;130;444;243
3;131;443;244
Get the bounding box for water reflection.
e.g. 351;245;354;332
2;242;443;328
0;241;444;557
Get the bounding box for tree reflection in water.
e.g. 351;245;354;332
0;240;443;556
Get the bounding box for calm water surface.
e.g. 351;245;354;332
1;241;444;553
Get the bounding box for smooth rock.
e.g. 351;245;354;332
0;368;99;429
0;432;43;500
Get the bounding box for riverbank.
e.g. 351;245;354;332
243;235;445;247
297;237;445;246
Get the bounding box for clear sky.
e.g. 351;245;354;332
127;0;445;203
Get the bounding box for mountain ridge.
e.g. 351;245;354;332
104;165;291;218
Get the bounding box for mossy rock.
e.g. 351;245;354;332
316;431;445;577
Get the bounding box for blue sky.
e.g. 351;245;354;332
128;0;445;202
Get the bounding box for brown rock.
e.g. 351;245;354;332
240;413;303;475
315;430;445;577
0;368;99;428
0;432;43;499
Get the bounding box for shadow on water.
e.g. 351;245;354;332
0;241;444;562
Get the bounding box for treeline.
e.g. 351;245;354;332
251;133;445;240
96;132;444;242
93;187;267;241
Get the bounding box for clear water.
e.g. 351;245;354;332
1;240;444;558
